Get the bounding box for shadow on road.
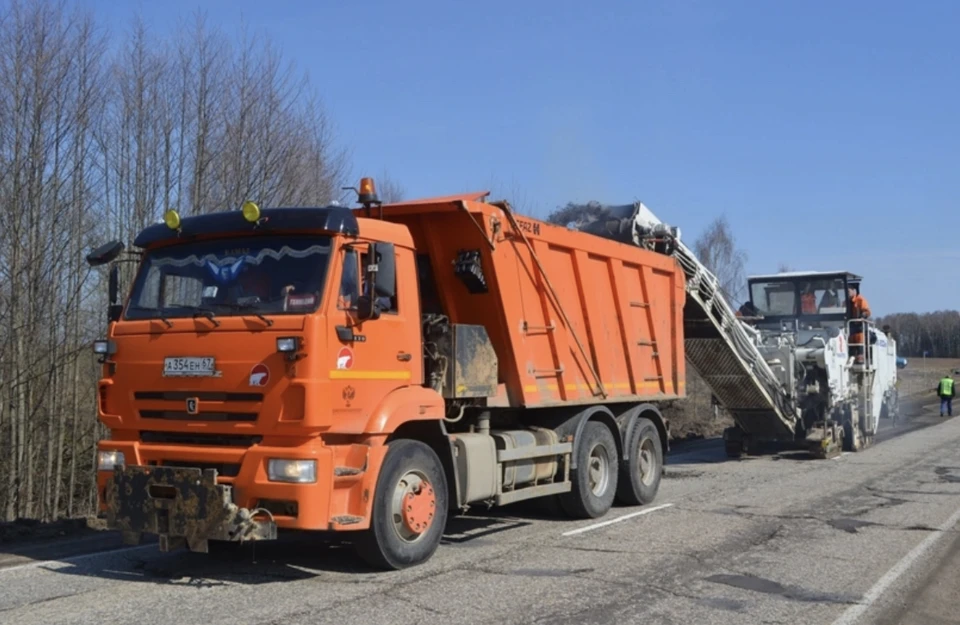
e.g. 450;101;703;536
29;510;540;585
14;395;949;586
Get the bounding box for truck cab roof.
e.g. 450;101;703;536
747;270;862;283
134;206;362;248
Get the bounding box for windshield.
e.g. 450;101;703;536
750;278;848;317
125;235;332;320
750;281;796;316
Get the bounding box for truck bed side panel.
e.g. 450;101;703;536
379;202;686;408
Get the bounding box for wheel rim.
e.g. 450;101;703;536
587;443;610;496
391;470;436;543
638;437;658;486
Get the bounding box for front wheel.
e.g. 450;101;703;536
559;421;619;519
616;417;663;506
355;439;449;570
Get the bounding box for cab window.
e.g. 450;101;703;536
814;280;847;314
338;245;398;314
361;249;397;314
749;281;796;316
338;248;360;310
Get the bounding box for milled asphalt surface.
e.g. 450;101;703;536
2;401;959;625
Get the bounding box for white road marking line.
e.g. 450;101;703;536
561;503;674;537
833;452;851;461
0;544;154;574
830;503;960;625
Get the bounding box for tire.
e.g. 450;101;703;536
559;421;619;519
842;419;862;452
616;417;663;506
723;426;746;459
355;439;448;571
724;440;744;459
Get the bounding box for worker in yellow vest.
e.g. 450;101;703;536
937;374;955;417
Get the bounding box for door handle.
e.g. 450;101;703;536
397;352;412;362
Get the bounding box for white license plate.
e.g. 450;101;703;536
163;357;215;377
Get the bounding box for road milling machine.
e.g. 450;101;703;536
567;202;900;459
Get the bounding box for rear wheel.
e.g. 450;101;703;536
616;417;663;506
355;439;448;570
842;408;864;452
723;426;747;459
560;421;619;519
889;390;901;426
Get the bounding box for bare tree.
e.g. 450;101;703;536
777;263;793;273
487;176;535;216
376;170;405;204
0;1;350;523
693;215;748;307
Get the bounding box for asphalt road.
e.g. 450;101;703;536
2;402;959;625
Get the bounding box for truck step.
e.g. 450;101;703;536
334;466;364;477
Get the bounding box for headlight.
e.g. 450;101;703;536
267;459;316;483
276;337;300;353
97;450;125;471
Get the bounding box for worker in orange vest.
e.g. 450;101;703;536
847;286;871;363
800;284;817;315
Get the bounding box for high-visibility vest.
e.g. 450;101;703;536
939;378;954;395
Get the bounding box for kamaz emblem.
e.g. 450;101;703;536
186;397;199;415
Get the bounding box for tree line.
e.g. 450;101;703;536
876;311;960;359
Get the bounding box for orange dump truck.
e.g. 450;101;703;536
86;179;686;569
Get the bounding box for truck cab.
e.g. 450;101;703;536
741;270;862;333
89;191;435;555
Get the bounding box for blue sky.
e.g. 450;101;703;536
79;0;959;316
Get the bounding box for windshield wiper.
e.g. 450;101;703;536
228;300;273;327
128;306;173;328
155;314;174;328
189;307;221;327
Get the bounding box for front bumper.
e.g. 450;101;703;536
105;465;277;552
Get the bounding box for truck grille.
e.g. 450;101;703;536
140;431;262;448
135;391;264;402
159;460;242;478
139;410;257;422
135;390;262;423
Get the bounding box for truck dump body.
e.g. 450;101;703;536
367;195;687;409
564;202;798;439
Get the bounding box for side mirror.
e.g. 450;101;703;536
354;241;395;322
368;242;396;299
107;265;123;323
355;295;381;322
108;265;119;304
87;241;125;267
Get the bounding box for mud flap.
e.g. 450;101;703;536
105;466;277;553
